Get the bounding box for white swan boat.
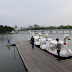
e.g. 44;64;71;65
34;33;43;47
40;34;52;50
28;30;34;40
46;34;72;58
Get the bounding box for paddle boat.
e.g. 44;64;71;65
40;34;52;50
5;40;15;46
28;30;34;41
34;33;43;47
5;43;15;46
46;34;72;58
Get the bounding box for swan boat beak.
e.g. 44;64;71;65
46;35;48;37
67;37;71;40
39;34;41;36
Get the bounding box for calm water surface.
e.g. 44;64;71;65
0;31;72;72
0;34;26;72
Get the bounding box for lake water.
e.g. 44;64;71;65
0;34;26;72
0;31;72;72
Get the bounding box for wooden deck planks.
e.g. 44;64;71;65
15;41;72;72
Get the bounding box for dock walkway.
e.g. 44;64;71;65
15;41;72;72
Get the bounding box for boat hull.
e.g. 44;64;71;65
5;43;16;46
46;50;72;59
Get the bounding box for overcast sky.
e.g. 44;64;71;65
0;0;72;28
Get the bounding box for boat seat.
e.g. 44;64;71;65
50;46;57;51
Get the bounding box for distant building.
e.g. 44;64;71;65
34;24;39;28
14;25;18;30
50;26;53;27
28;26;33;28
20;27;23;30
13;25;18;33
15;25;17;28
60;25;64;27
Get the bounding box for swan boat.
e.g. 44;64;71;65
28;30;34;41
34;33;43;47
45;34;72;58
40;34;52;50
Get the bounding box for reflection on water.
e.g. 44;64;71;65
13;46;16;59
6;46;10;51
6;46;16;59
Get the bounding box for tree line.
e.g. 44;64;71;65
0;25;14;33
28;25;72;30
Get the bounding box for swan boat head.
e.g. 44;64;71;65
34;33;42;40
64;34;71;45
29;30;31;34
32;32;34;36
45;34;48;38
34;33;43;45
45;33;48;41
40;33;52;44
28;32;34;40
39;33;41;38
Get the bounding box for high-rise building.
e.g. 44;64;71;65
34;24;39;28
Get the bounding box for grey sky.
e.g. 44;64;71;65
0;0;72;28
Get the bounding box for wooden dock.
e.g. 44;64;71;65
15;41;72;72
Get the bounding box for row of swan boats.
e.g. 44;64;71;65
28;30;72;58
